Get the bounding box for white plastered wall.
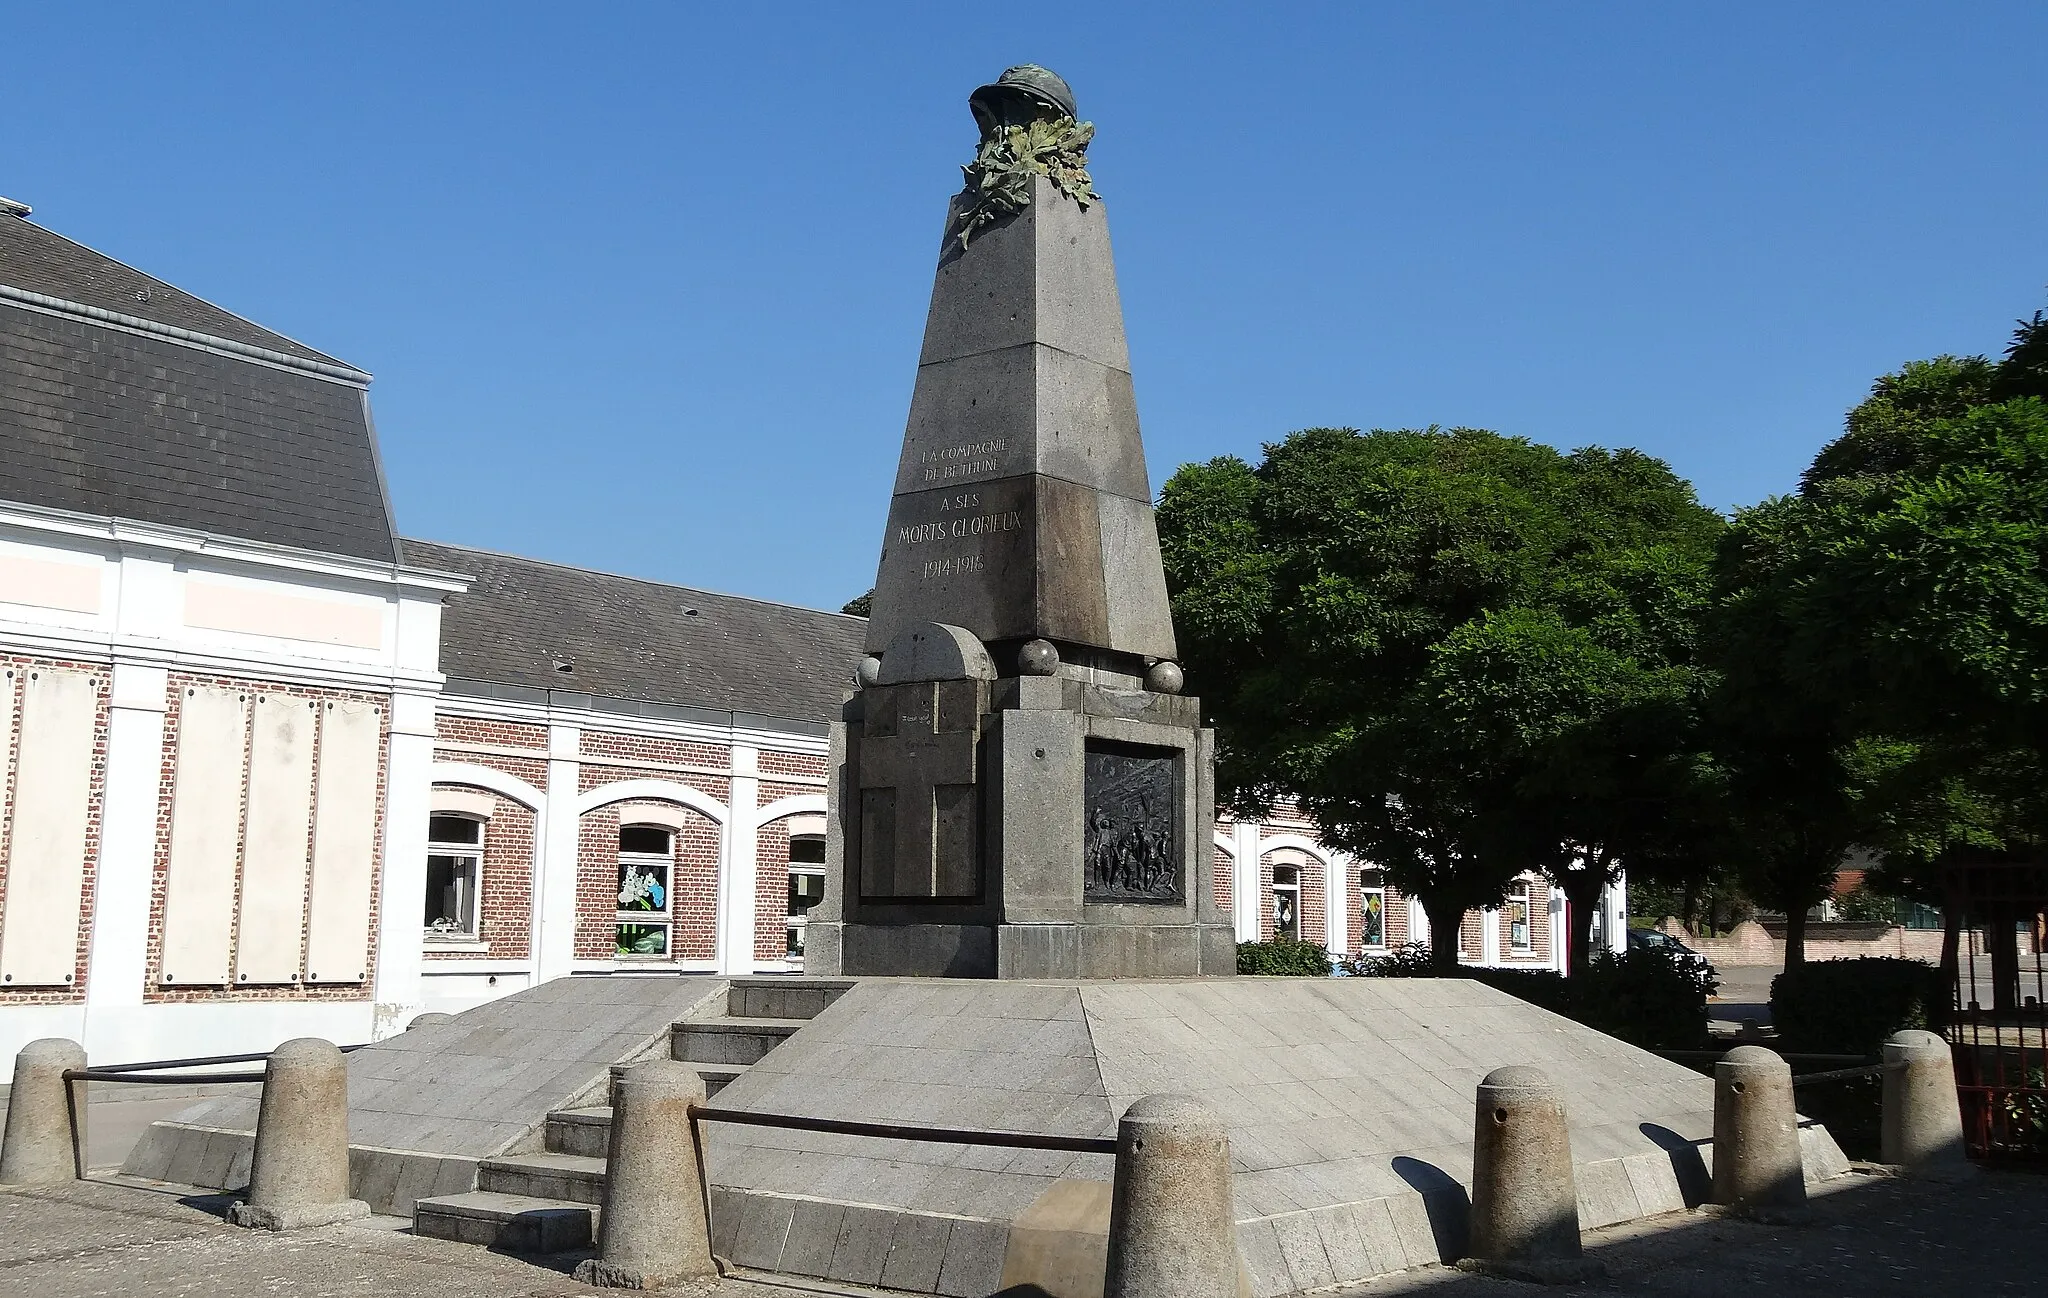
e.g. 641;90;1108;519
0;503;465;1064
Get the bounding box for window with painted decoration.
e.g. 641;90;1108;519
1508;879;1533;952
425;815;483;939
786;835;826;959
1358;869;1386;949
616;824;674;958
1271;864;1300;942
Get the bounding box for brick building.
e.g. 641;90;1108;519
0;201;1620;1063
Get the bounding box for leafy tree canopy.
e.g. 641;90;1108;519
1159;426;1723;971
1708;297;2048;970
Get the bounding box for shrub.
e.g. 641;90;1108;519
1570;948;1715;1050
1771;957;1949;1056
1468;966;1576;1017
1345;941;1714;1050
1237;940;1332;976
1342;942;1435;977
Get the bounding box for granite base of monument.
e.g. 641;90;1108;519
808;624;1238;981
700;977;1850;1298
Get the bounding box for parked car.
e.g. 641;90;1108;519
1628;926;1717;979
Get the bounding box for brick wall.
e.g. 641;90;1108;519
756;816;791;960
433;746;546;789
0;654;110;1005
582;732;729;769
434;716;546;750
146;670;389;1004
1213;843;1233;913
578;762;730;805
758;749;824;778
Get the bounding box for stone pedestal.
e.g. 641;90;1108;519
810;625;1234;979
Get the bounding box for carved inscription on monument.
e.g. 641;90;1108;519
1083;742;1182;903
895;490;1025;581
918;439;1010;483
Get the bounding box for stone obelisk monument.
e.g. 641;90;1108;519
809;67;1235;979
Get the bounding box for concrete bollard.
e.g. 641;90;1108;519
575;1060;716;1289
1104;1094;1239;1298
407;1012;455;1030
226;1038;368;1230
1468;1066;1582;1266
1711;1045;1805;1210
1882;1030;1970;1176
0;1038;87;1184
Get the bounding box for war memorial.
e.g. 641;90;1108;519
10;65;1929;1298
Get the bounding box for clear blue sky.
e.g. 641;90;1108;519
7;4;2044;610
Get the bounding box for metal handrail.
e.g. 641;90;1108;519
1655;1050;1867;1065
689;1105;1117;1155
1791;1064;1885;1086
59;1043;367;1085
62;1064;268;1072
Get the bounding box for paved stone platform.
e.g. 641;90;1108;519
123;975;727;1214
3;1165;2039;1298
700;977;1850;1297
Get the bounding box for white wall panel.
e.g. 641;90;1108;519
161;687;249;985
0;667;99;987
305;700;381;983
183;579;384;649
233;696;316;984
0;552;104;614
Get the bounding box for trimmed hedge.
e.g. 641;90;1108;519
1346;942;1714;1050
1771;957;1949;1057
1237;940;1333;976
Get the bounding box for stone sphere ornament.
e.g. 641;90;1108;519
1018;639;1060;676
855;656;883;689
1145;660;1184;694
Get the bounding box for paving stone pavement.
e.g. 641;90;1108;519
0;1178;778;1298
3;1164;2039;1297
1334;1168;2048;1297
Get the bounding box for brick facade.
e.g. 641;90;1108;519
434;716;547;750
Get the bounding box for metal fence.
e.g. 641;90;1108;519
1950;927;2048;1163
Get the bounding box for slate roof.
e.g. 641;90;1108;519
402;538;867;725
0;209;398;562
0;209;343;365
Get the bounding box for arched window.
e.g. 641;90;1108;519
1359;869;1386;950
425;814;484;940
1271;864;1300;942
616;824;675;958
786;834;826;959
1508;878;1533;952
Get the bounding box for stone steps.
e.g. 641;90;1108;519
411;976;852;1254
543;1106;613;1158
476;1151;608;1204
694;1063;748;1097
671;1016;802;1066
411;1190;596;1252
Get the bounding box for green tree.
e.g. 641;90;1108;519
1159;427;1723;975
1707;299;2048;990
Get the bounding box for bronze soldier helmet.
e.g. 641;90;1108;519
969;65;1078;137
